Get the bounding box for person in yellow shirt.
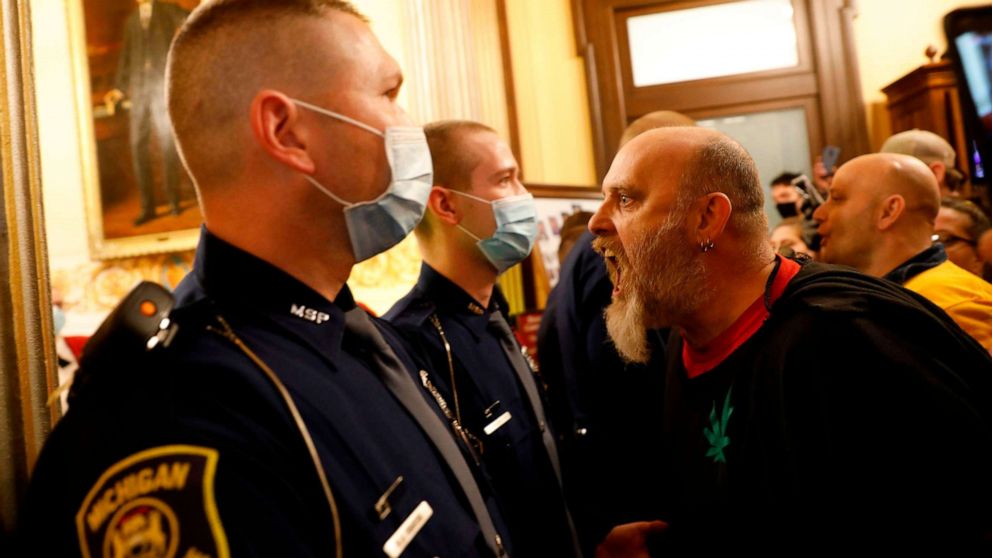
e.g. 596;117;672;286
814;152;992;351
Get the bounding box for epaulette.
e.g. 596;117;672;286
68;281;179;405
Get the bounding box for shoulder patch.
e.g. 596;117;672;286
75;445;229;558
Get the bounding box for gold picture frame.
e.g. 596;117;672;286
67;0;201;259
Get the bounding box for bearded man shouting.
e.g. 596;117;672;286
589;127;992;554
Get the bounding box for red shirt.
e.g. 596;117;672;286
682;257;801;378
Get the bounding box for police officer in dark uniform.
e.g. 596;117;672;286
385;121;581;557
20;3;510;556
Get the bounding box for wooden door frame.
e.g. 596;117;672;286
572;0;869;180
0;0;58;538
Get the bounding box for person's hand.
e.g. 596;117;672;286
103;89;124;114
595;520;668;558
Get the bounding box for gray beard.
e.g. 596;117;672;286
604;289;652;364
603;220;710;364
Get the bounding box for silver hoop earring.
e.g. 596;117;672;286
700;239;715;253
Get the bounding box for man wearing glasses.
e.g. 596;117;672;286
936;198;991;280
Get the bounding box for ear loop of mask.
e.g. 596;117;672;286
440;188;486;241
292;98;388;209
292;98;385;137
305;175;391;209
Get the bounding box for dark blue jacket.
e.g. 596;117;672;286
386;263;580;557
20;230;507;557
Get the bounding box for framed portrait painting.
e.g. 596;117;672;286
68;0;202;259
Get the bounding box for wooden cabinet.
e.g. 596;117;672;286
883;59;973;197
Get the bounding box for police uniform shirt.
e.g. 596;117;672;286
386;263;578;557
20;230;507;557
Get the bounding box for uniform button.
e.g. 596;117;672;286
575;427;588;437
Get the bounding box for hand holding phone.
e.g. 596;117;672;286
821;145;841;176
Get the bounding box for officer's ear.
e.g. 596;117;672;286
250;90;314;174
427;186;460;226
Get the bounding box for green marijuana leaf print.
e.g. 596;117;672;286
703;387;733;464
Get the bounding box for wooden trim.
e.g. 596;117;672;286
574;0;869;180
577;0;626;180
570;0;587;53
569;0;612;179
495;0;522;165
837;0;870;156
527;183;601;199
626;74;819;115
0;0;56;534
882;62;959;104
581;42;609;181
613;0;815;96
809;0;869;160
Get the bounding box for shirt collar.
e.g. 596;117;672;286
681;255;802;378
883;243;947;285
416;263;498;340
192;226;350;360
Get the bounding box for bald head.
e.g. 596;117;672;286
619;110;696;147
616;127;766;238
814;153;941;274
837;153;941;224
167;0;367;189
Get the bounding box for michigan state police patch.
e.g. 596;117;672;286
75;445;229;558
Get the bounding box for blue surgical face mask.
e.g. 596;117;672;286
52;305;66;337
450;190;538;273
292;99;433;263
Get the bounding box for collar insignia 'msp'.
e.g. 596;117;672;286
467;302;485;316
291;304;330;324
75;445;229;558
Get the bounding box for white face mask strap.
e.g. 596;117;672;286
448;189;492;205
292;98;385;137
456;223;482;242
447;189;487;240
304;174;354;208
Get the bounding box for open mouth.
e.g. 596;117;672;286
603;249;623;297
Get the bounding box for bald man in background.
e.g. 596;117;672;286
815;153;992;351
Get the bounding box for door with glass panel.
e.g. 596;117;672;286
574;0;869;192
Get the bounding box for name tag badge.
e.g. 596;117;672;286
383;500;433;558
483;411;512;435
